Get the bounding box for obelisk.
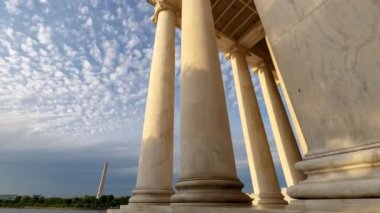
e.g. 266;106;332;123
96;161;108;199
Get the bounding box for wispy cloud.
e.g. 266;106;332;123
0;0;155;141
4;0;21;15
0;0;157;196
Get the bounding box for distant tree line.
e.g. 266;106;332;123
0;195;129;209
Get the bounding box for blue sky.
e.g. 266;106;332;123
0;0;286;197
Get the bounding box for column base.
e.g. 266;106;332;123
287;198;380;212
129;189;174;204
288;146;380;199
251;193;288;206
170;178;252;205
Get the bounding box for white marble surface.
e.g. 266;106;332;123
171;0;250;204
130;6;176;203
253;0;327;44
108;200;380;213
108;205;300;213
256;0;380;200
230;49;286;205
287;146;380;199
259;0;380;155
288;199;380;212
256;64;305;186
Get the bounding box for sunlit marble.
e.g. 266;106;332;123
255;0;380;201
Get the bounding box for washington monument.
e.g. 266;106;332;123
96;161;108;199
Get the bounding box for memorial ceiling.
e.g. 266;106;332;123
147;0;273;69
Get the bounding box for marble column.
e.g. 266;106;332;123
254;63;305;186
265;36;308;156
226;47;287;205
170;0;251;205
129;1;176;204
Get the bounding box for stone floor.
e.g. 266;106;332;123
107;199;380;213
108;205;298;213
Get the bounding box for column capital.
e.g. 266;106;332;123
225;45;250;60
151;0;177;23
253;62;268;73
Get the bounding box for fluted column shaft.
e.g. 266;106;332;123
227;48;286;205
129;1;176;204
255;63;305;186
171;0;251;205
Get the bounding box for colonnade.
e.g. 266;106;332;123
129;0;305;206
226;48;286;205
